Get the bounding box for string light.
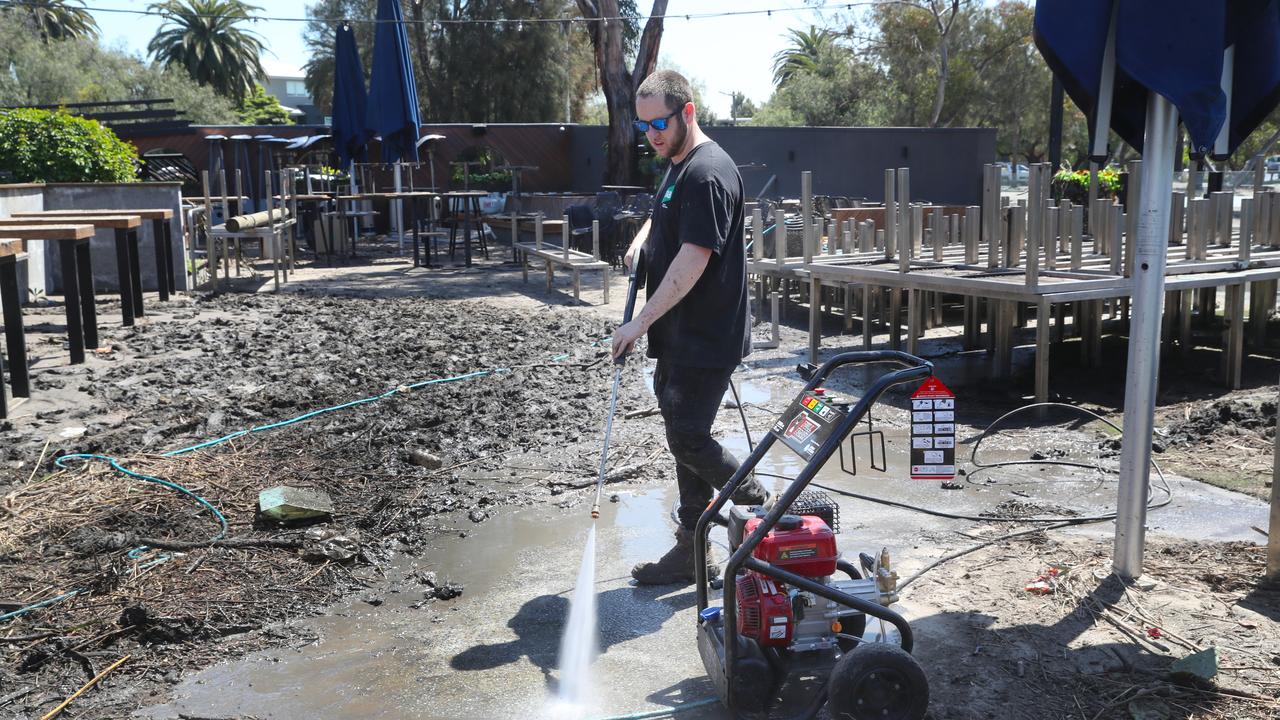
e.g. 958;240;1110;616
9;0;889;27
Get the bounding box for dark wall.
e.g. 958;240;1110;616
570;125;997;206
127;123;995;204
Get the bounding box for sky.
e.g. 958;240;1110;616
86;0;829;120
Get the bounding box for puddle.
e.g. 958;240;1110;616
137;487;709;720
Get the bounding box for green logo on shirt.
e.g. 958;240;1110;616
662;185;675;204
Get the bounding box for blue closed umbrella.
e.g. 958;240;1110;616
1033;0;1280;579
366;0;421;163
332;23;371;168
1035;0;1280;157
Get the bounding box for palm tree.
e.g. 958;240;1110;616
147;0;267;100
1;0;99;42
771;26;836;87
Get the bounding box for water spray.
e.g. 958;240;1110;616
591;254;644;519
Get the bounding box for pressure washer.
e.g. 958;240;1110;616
695;350;935;720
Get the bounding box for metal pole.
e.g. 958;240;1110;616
1270;375;1280;579
394;163;405;255
1114;92;1179;580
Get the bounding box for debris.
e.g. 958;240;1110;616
408;449;444;469
38;654;130;720
1169;647;1218;687
56;427;86;440
300;528;359;563
1127;696;1173;720
1023;564;1070;594
940;481;963;490
417;571;463;601
468;509;488;523
258;486;333;522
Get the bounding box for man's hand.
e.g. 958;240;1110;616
611;320;644;361
623;219;651;271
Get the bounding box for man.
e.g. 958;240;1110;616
611;70;769;586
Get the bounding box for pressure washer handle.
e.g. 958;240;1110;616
615;252;645;366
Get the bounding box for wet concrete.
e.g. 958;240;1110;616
137;362;1270;720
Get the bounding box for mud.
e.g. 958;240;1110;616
0;289;669;719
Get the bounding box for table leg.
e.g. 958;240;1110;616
464;199;474;267
113;228;135;327
164;218;177;295
409;197;420;268
128;228;144;317
0;258;29;398
59;239;86;364
475;198;488;260
152;218;169;301
76;240;99;350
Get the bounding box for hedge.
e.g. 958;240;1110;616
0;107;138;183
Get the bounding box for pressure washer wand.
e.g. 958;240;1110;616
592;254;644;519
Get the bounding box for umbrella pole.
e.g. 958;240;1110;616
395;162;405;255
1114;92;1179;580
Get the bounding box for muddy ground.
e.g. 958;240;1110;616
1;246;1278;719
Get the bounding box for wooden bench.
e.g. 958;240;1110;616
511;214;611;304
14;208;178;301
0;214;145;326
0;224;98;366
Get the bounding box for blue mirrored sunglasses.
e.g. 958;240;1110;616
634;108;680;133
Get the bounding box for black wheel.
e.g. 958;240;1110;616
826;643;929;720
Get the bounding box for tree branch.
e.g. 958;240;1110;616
632;0;669;91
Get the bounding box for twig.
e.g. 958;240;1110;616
26;438;52;485
427;449;518;477
136;537;303;551
547;450;662;489
623;407;660;419
38;654;130;720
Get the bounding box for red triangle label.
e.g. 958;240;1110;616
911;376;954;399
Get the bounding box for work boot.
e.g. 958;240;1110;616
732;481;773;512
631;526;721;586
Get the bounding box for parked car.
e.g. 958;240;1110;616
999;162;1030;184
1266;155;1280;178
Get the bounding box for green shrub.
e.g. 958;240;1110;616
0;107;138;183
1051;168;1122;204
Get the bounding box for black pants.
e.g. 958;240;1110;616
654;360;767;530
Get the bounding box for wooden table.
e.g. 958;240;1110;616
442;191;489;267
0;224;98;365
14;208;177;301
0;214;145;326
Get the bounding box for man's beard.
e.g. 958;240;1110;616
665;115;689;159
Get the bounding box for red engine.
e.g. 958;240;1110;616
735;514;838;647
736;573;794;646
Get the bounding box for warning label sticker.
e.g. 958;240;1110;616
910;377;956;480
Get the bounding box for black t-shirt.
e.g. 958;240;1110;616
642;141;750;368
